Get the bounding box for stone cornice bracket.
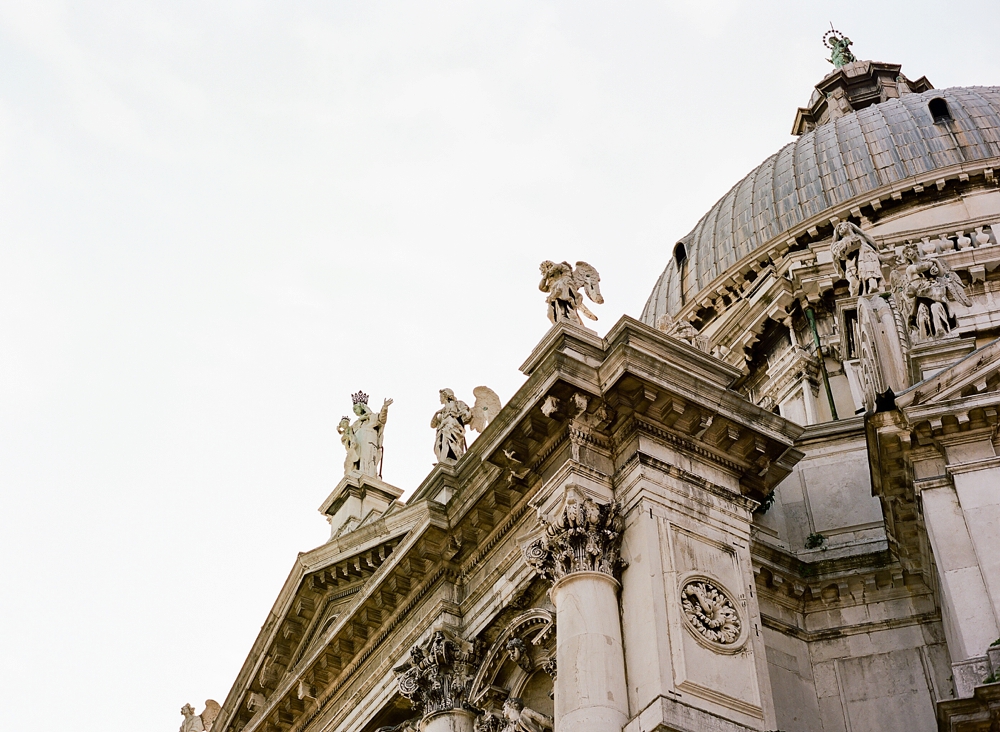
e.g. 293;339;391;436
523;489;626;584
392;630;479;717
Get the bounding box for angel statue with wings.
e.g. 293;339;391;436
538;260;604;326
431;387;501;462
890;243;971;340
179;700;221;732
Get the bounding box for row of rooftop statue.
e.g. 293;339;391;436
334;260;604;478
335;239;976;478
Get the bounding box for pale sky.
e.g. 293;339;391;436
1;2;997;730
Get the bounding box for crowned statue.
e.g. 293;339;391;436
338;391;393;478
431;386;501;462
538;260;604;326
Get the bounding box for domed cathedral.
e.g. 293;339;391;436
198;35;1000;732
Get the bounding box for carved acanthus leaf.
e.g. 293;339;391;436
523;492;626;584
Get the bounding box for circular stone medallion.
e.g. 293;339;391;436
679;575;746;652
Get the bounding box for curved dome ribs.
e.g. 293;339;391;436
643;86;1000;327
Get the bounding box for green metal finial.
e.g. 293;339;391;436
823;25;855;68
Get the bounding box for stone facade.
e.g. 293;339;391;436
194;54;1000;732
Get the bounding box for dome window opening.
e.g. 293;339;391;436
674;242;689;306
929;97;952;123
673;242;688;269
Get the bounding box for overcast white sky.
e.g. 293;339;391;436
1;2;998;730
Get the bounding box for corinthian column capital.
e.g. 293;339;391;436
392;631;478;717
523;487;626;584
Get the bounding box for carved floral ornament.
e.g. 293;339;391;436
522;491;626;584
679;575;746;652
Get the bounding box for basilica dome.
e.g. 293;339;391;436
641;83;1000;327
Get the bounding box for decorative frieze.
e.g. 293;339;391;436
523;492;625;584
393;631;479;716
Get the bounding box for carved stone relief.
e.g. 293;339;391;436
679;577;744;650
469;609;555;709
466;608;556;732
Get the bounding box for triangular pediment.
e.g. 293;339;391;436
896;337;1000;410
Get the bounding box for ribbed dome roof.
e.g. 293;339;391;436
641;86;1000;326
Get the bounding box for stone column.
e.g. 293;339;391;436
392;631;479;732
419;709;476;732
524;488;629;732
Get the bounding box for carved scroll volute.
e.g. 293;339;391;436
392;631;479;717
523;486;626;585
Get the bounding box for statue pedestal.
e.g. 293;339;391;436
551;571;629;732
318;472;403;539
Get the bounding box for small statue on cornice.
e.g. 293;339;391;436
431;387;501;462
179;701;221;732
656;313;710;352
831;221;887;296
340;391;392;478
538;260;603;326
891;243;971;340
823;27;856;68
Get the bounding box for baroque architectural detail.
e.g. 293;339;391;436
392;631;479;716
500;698;553;732
538;260;603;326
680;578;743;648
470;609;555;707
523;492;625;584
339;392;392;477
431;386;501;462
890;243;972;341
831;221;886;296
823;27;855;68
179;700;221;732
505;637;532;673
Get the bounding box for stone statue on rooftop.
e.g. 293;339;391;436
179;701;221;732
341;391;392;477
431;386;501;462
538;260;604;326
823;27;855;68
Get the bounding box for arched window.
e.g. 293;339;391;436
673;242;687;268
929;97;951;123
674;242;688;305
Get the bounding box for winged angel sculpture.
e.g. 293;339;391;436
538;260;603;326
431;387;502;462
179;701;221;732
890;243;971;340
